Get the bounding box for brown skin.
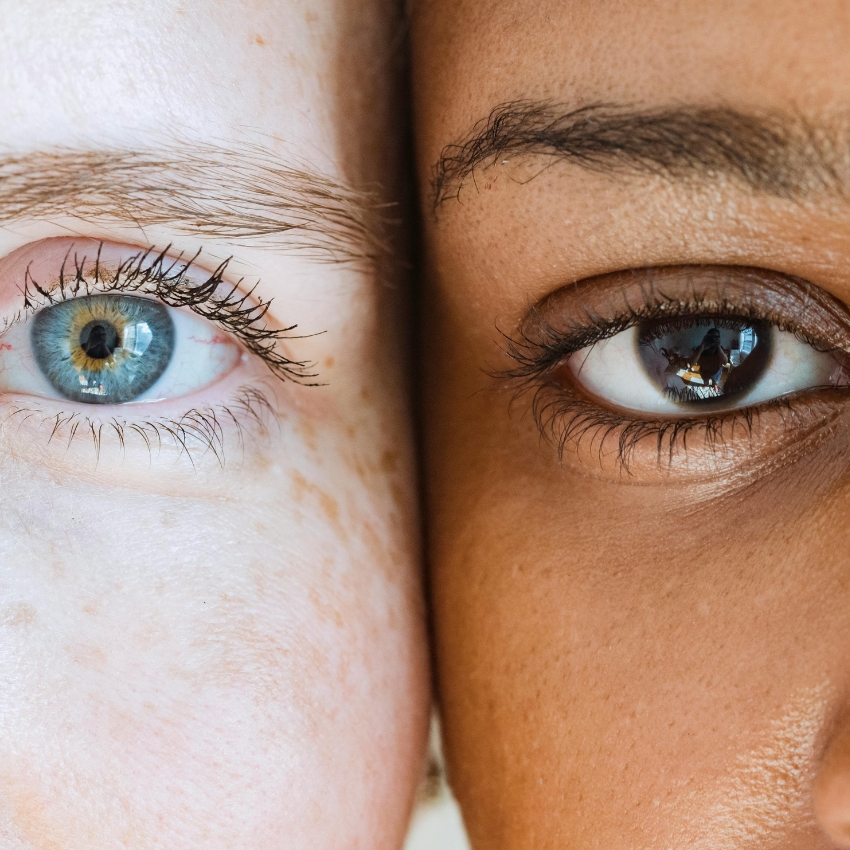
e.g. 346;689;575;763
413;2;850;848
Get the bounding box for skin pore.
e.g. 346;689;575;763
0;2;428;849
412;2;850;849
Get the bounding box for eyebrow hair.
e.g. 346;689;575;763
432;101;847;207
0;141;390;265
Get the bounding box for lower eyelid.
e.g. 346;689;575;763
0;374;282;481
528;375;850;483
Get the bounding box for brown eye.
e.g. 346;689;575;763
636;318;771;406
564;318;850;417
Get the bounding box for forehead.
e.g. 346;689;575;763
413;0;850;161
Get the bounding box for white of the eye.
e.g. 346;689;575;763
133;309;241;401
567;325;839;415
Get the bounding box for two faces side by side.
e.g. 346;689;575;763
4;1;850;850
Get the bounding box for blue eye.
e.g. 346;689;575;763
31;295;175;404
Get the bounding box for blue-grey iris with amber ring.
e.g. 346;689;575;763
32;294;175;404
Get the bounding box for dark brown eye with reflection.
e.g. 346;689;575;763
501;265;850;472
637;318;771;405
502;266;850;423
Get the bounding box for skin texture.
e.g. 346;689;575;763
0;2;428;848
412;2;850;848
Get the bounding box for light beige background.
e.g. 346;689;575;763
404;785;470;849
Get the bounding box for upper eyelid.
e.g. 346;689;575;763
516;266;850;363
0;239;321;385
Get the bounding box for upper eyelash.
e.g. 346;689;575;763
11;242;319;384
498;286;840;387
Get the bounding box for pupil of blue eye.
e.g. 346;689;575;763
637;318;770;405
80;321;120;360
31;294;175;404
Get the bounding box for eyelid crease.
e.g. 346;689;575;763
500;265;850;385
6;242;322;385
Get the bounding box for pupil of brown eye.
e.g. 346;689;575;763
80;322;120;360
637;318;770;404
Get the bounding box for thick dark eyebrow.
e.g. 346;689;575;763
432;101;846;207
0;141;389;266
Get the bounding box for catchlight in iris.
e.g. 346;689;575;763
32;295;175;404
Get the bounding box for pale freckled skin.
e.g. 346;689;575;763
0;0;428;847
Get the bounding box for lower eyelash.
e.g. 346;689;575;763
0;384;276;468
519;378;835;474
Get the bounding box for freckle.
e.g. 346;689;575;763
380;450;398;473
82;600;100;616
346;426;355;439
291;470;308;503
320;492;340;528
254;520;267;533
324;357;334;368
67;643;107;669
298;419;317;450
254;34;265;45
1;603;37;629
308;586;344;629
359;387;372;402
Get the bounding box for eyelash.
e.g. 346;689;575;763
16;242;319;384
498;286;850;471
1;384;277;467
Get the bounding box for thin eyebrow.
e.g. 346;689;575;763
0;141;390;266
432;101;848;207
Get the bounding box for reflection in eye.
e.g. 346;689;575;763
32;295;175;404
639;320;767;403
568;316;850;416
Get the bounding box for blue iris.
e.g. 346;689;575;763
31;295;175;404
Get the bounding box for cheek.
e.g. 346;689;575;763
432;442;850;848
0;448;427;847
